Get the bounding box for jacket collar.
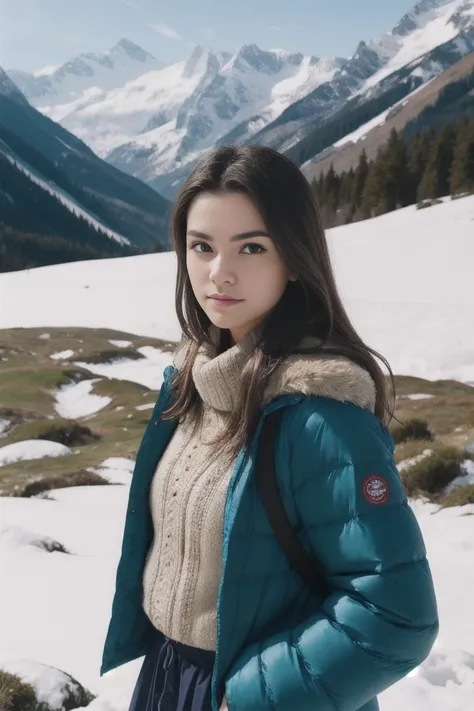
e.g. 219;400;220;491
171;333;376;414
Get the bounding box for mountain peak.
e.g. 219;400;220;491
182;44;217;78
393;0;456;36
231;43;296;74
112;38;156;63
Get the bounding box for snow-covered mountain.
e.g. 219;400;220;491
104;45;344;188
40;43;342;168
7;0;474;199
7;38;163;120
363;0;474;91
113;0;474;197
54;45;231;157
253;0;474;154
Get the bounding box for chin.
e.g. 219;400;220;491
207;314;236;328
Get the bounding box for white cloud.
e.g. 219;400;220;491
270;25;280;31
150;22;183;41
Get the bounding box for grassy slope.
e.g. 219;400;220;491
0;327;176;495
0;327;473;497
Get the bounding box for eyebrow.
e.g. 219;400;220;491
186;229;271;242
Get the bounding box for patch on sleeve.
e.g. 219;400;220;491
362;474;390;505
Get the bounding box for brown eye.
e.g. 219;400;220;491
241;244;266;254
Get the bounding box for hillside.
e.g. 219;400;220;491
302;52;474;181
0;68;172;259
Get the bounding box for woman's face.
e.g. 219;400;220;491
186;191;295;344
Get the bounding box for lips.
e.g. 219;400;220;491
208;296;242;302
208;296;243;305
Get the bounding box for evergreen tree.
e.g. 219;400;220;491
309;115;471;229
317;172;324;197
361;147;388;216
450;117;474;195
417;158;438;201
323;163;340;212
339;167;355;206
383;128;410;210
417;123;457;201
435;123;457;197
408;129;435;203
351;150;369;211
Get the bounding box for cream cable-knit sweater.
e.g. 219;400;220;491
142;328;377;651
142;330;257;651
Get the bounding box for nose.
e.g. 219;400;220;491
209;255;236;285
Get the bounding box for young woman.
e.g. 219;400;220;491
100;146;439;711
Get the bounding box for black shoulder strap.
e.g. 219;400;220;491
256;409;330;599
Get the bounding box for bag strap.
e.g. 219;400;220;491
256;409;330;599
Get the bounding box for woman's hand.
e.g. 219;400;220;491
219;694;228;711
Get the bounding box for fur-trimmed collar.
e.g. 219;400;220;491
173;333;376;414
262;348;376;412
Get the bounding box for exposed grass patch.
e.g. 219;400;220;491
21;469;111;498
394;438;434;465
393;374;474;398
391;418;433;444
440;484;474;508
400;444;465;497
78;348;144;364
6;419;100;447
392;375;474;453
0;670;37;711
0;367;92;416
0;434;141;496
0;667;95;711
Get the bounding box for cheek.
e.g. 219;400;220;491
186;255;203;280
248;262;289;302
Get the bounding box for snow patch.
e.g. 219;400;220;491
50;349;75;360
0;525;67;554
0;659;90;709
398;449;434;473
135;403;155;411
75;346;170;390
108;339;132;348
88;457;135;484
400;393;436;401
0;440;72;467
54;378;112;419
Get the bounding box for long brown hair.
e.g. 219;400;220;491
162;145;395;460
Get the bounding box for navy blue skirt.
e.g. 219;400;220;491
128;635;216;711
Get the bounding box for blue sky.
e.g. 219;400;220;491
1;0;418;72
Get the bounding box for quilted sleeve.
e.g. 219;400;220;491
225;401;439;711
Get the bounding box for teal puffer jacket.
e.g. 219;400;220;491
100;358;439;711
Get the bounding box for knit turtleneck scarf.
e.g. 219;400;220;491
191;328;261;412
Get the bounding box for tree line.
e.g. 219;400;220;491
311;116;474;228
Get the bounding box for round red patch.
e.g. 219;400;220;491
363;475;390;505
